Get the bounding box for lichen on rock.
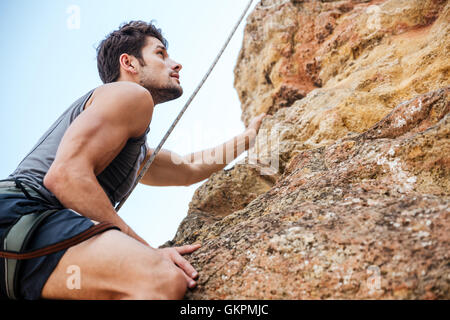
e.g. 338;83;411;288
163;0;450;300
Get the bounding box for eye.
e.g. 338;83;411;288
158;51;165;57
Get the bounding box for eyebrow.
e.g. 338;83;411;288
156;45;167;52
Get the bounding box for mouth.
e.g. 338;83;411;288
170;73;180;80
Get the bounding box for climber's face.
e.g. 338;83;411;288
133;36;183;104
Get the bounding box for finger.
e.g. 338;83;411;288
179;268;197;289
251;115;263;124
174;254;199;280
255;114;266;126
175;243;202;255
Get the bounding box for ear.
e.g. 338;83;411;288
119;53;138;75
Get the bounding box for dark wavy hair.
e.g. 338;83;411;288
96;20;168;84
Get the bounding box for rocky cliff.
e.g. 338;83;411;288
163;0;449;299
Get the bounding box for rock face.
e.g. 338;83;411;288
163;0;450;299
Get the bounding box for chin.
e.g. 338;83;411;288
176;86;184;97
169;85;183;99
156;86;183;104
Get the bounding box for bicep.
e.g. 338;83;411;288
51;87;153;176
52;110;130;176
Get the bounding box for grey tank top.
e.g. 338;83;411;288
8;88;149;207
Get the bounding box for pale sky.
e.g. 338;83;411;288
0;0;258;247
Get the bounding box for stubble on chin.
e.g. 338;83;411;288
145;80;183;104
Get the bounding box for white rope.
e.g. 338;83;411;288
115;0;254;211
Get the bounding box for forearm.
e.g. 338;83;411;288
183;129;256;184
44;169;151;247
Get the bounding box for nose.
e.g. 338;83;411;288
171;59;182;73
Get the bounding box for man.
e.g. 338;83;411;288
0;21;265;300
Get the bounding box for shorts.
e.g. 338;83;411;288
0;179;119;300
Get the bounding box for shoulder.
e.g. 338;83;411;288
85;82;154;137
92;82;154;109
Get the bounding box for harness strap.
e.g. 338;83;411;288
1;211;119;300
2;210;57;300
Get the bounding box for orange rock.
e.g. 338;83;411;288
163;0;450;300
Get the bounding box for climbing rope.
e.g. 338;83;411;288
115;0;254;211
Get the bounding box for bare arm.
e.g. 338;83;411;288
44;82;154;247
139;113;266;187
